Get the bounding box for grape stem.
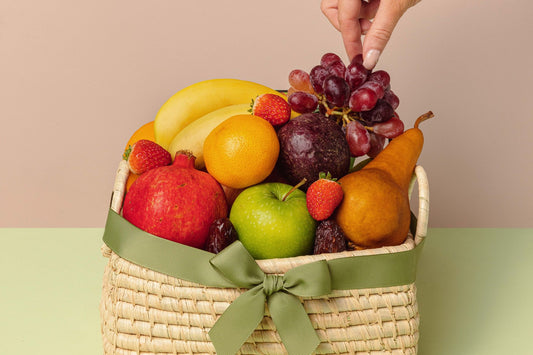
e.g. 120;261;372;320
319;96;344;117
320;97;332;115
329;109;345;116
341;111;363;127
319;94;364;128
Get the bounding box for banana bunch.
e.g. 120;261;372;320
154;79;288;167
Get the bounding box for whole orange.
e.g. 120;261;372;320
203;114;279;189
123;121;155;191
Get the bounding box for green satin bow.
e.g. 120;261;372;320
208;241;332;355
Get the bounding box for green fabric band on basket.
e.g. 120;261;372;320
102;209;426;355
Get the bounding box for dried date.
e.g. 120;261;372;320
313;219;347;254
205;218;237;254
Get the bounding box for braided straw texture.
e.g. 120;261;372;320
101;161;429;354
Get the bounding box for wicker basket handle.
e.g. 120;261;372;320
102;160;129;258
110;160;129;214
409;165;429;245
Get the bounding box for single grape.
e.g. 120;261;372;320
310;65;329;94
371;112;404;138
345;61;368;90
320;52;342;68
346;120;371;157
360;99;394;124
289;69;314;93
348;87;378;112
328;60;346;78
367;131;386;158
324;75;350;107
383;89;400;110
358;80;384;99
368;70;391;89
288;91;319;114
287;86;297;97
351;54;363;65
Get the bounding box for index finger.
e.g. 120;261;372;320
338;0;363;61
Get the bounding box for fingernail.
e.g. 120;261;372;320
363;49;380;70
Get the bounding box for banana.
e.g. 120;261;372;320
168;103;251;169
154;79;285;149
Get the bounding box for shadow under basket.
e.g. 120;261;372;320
100;160;430;355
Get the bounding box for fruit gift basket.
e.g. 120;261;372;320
101;53;434;354
101;161;429;355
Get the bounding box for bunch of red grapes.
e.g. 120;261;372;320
287;52;404;158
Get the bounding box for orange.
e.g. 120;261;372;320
123;121;155;191
124;121;155;152
203;114;279;189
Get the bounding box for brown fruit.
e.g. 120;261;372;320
335;112;433;249
335;169;411;248
205;218;237;254
313;220;347;254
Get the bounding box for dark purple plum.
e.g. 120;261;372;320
277;113;351;190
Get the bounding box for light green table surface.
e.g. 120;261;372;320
1;228;532;354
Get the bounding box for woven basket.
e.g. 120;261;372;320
101;160;429;354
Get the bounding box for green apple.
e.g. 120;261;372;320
229;182;317;259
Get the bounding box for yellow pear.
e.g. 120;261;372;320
335;112;434;249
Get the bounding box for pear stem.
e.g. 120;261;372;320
281;178;307;201
414;111;435;129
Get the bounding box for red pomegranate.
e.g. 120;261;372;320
123;151;228;249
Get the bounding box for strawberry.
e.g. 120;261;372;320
306;172;344;221
250;93;291;126
123;139;172;175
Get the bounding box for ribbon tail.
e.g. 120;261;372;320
268;292;320;355
208;285;265;355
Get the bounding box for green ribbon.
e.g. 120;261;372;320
103;209;235;287
208;241;331;355
102;209;425;355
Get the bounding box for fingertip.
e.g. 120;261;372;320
345;40;363;63
363;49;381;70
340;30;363;62
362;0;403;69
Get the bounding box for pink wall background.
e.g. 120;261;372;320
1;0;532;227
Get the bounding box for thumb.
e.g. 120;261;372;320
362;0;404;69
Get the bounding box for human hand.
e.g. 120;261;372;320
321;0;420;69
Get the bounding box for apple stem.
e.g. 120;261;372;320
282;178;307;201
